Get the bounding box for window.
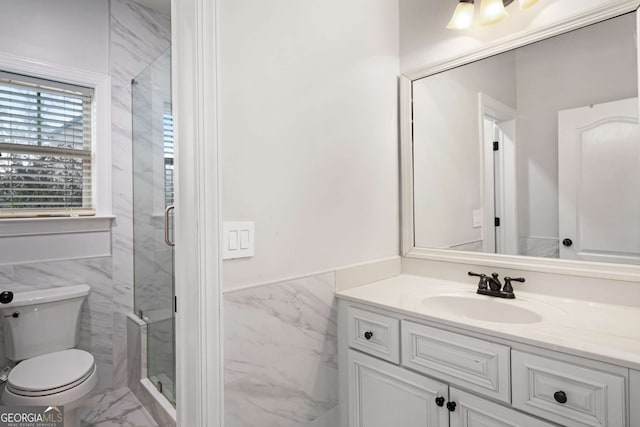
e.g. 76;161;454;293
163;105;174;206
0;71;94;218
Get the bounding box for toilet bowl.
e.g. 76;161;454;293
0;285;97;427
2;349;97;427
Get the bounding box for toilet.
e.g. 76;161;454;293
0;285;97;427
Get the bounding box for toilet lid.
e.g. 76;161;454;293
8;349;95;392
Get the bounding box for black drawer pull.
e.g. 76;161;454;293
0;291;13;304
435;397;445;407
364;331;373;340
446;401;456;412
554;391;567;404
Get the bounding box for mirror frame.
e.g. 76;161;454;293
400;0;640;282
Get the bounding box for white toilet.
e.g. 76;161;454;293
0;285;97;427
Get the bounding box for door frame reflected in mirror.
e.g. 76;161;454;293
400;0;640;282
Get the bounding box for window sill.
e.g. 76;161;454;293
0;216;115;264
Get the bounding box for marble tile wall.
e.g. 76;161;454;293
519;237;560;258
109;0;171;390
224;272;339;427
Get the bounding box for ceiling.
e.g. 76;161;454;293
131;0;170;16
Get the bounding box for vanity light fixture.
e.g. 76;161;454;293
446;0;476;30
519;0;539;10
479;0;509;25
447;0;538;30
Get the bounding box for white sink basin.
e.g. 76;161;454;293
421;295;543;324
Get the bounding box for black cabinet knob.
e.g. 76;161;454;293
435;397;445;407
554;391;567;404
446;401;456;412
562;238;573;247
0;291;13;304
11;312;19;318
364;331;373;340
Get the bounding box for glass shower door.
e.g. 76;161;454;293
131;48;175;405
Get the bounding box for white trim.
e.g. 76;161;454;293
335;256;402;292
399;75;414;256
173;0;222;426
141;378;177;421
0;228;111;264
0;52;112;217
223;255;402;294
406;246;640;282
478;93;519;255
0;216;113;237
399;2;640;283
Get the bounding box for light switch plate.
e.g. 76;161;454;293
472;209;483;228
223;222;254;260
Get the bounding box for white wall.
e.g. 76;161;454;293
0;0;109;74
220;0;400;290
412;53;517;249
515;13;637;238
400;0;628;73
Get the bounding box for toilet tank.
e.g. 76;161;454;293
0;285;90;361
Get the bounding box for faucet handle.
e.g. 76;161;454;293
503;277;525;293
468;272;488;290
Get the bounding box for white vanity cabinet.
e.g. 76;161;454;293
511;350;627;426
346;347;554;427
449;388;554;427
348;349;449;427
340;301;635;427
401;320;511;403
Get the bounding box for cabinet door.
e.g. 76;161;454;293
449;388;556;427
631;370;640;425
348;349;448;427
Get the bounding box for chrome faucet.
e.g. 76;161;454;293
468;272;525;299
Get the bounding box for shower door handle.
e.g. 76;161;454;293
164;205;175;247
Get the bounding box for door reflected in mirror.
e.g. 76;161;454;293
412;12;640;265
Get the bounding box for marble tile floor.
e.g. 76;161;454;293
80;387;159;427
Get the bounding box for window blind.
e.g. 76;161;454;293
163;108;174;207
0;71;94;218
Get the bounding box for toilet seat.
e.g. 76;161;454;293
7;349;95;397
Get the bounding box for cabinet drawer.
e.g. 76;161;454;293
401;320;510;402
450;387;556;427
512;350;626;427
347;306;400;363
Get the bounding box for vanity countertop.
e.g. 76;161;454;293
336;274;640;370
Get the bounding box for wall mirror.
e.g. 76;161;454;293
401;4;640;280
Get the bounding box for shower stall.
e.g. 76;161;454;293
131;48;176;405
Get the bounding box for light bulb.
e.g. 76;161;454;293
519;0;538;10
479;0;509;26
447;0;475;31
